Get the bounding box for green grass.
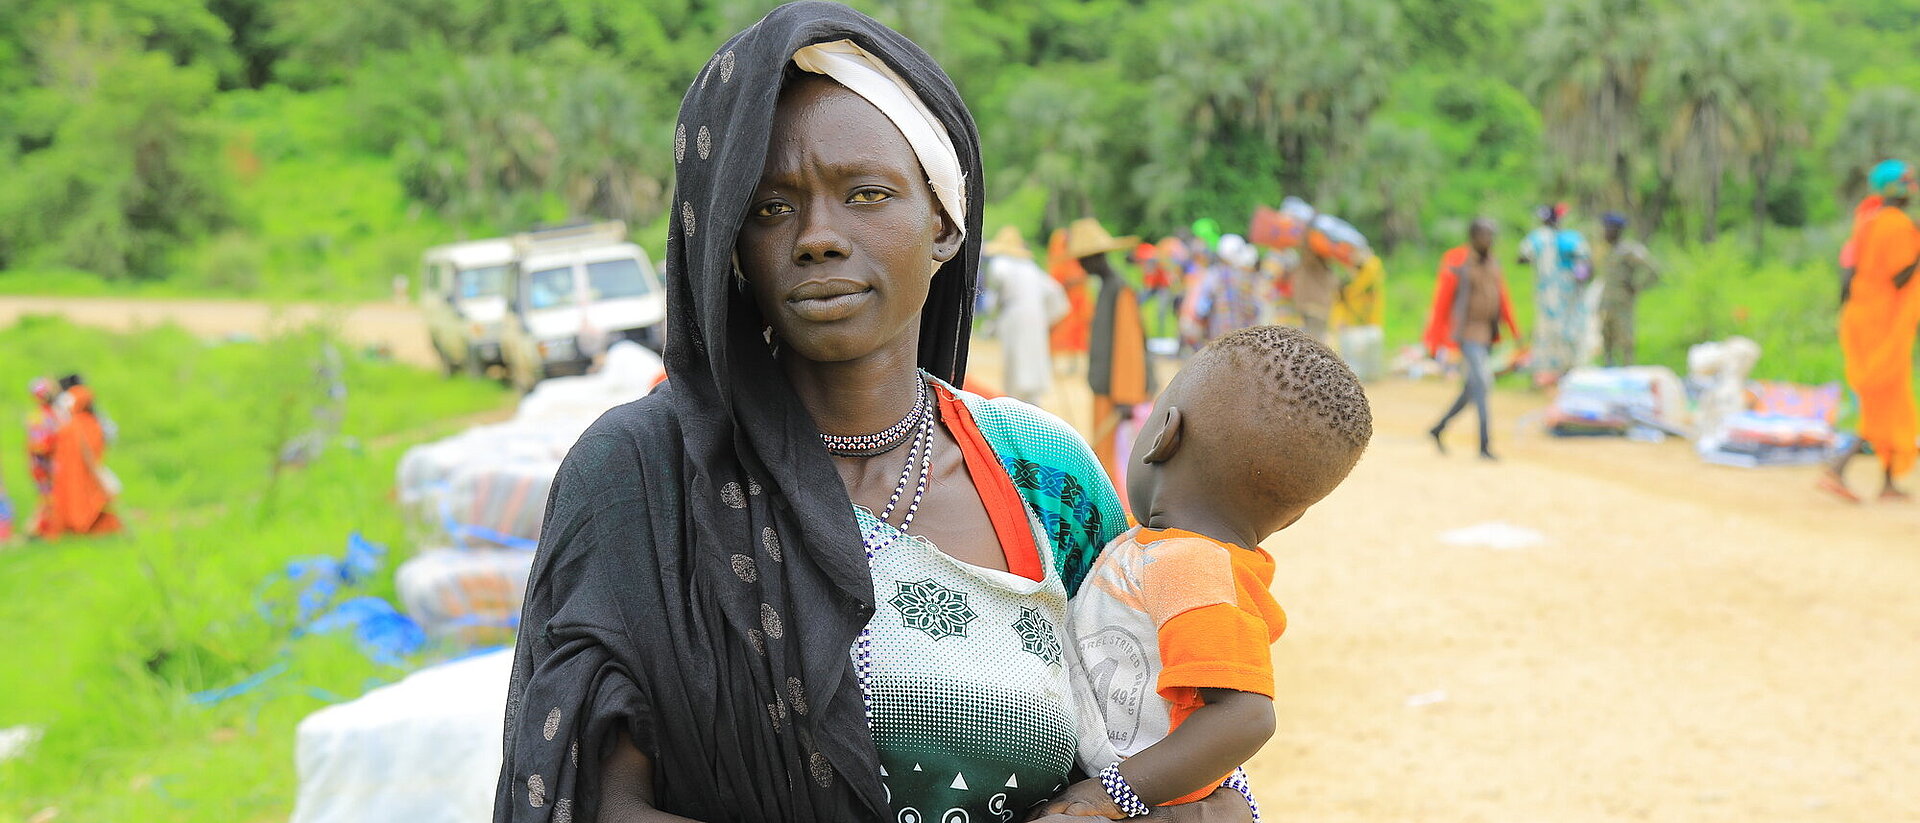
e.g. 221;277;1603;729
0;317;511;821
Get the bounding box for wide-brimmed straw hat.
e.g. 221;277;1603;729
1064;217;1138;259
983;225;1033;259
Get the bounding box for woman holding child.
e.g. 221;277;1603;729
493;5;1269;822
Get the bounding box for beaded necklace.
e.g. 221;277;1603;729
852;373;936;727
819;376;930;457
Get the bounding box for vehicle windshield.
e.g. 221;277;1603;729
455;265;508;299
523;266;577;311
586;258;654;300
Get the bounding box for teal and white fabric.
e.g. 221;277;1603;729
855;505;1104;821
952;387;1127;597
855;385;1125;821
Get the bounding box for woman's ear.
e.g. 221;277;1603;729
931;211;963;264
1142;406;1184;464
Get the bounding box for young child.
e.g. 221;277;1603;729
1045;325;1373;818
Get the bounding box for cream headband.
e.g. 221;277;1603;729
792;40;967;239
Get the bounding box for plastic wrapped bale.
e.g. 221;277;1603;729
395;548;535;645
514;340;664;424
439;458;560;550
1247;197;1374;266
1545;366;1688;437
1688;336;1763;453
290;649;512;823
396;423;582;546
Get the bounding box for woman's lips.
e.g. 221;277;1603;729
787;281;874;322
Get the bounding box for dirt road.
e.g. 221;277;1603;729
8;300;1916;820
985;345;1919;823
0;296;438;368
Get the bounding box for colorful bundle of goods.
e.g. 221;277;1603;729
1545;366;1688;437
395;422;577;545
394;548;536;646
1249;197;1373;267
1699;381;1843;467
438;458;558;550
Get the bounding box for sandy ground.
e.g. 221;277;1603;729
976;342;1920;823
8;298;1917;821
0;295;440;368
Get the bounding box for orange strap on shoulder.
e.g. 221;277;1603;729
935;385;1044;582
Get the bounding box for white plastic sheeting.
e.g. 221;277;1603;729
290;650;513;823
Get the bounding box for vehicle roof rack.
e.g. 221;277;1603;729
512;221;628;256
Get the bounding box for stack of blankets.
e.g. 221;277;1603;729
1545;366;1689;437
1700;381;1844;467
392;340;664;645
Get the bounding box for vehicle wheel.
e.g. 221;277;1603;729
462;346;486;379
511;360;537;395
431;339;459;377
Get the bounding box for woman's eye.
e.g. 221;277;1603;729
849;188;891;204
754;201;793;218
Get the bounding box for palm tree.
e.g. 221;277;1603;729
1140;0;1401;221
1650;0;1768;244
1527;0;1665;214
1740;46;1825;255
1828;86;1920;199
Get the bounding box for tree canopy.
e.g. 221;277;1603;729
0;0;1911;290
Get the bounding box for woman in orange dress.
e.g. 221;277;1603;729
1823;160;1920;502
40;385;122;538
1047;227;1093;357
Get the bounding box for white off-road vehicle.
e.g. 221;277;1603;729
422;239;515;377
498;222;666;392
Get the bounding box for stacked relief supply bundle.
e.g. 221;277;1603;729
392;340;665;646
292;343;666;823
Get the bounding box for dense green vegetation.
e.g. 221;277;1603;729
5;0;1919;288
0;317;509;821
2;0;1917;383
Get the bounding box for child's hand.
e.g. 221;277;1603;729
1028;777;1126;819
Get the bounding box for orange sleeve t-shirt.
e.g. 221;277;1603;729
1068;526;1285;803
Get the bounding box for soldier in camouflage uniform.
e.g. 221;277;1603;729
1597;212;1660;367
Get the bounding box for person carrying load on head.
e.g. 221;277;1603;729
1595;211;1660;367
1332;254;1386;381
1821;160;1920;503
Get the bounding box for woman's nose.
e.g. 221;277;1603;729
793;202;852;265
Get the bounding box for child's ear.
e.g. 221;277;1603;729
1142;406;1184;464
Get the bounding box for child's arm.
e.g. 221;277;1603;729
1036;689;1275;818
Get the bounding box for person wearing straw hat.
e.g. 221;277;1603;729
983;226;1068;404
1047;226;1094;367
1072;217;1153;502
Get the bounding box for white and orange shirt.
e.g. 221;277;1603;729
1068;526;1286;799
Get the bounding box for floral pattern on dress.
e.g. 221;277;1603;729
1013;607;1063;666
890;578;979;640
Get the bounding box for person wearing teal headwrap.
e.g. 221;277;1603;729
1821;159;1920;502
1870;159;1914;198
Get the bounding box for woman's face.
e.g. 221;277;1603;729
736;74;962;365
